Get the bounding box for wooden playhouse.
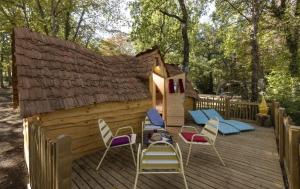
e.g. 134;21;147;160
12;28;198;188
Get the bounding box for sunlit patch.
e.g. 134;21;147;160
0;158;18;168
0;142;14;154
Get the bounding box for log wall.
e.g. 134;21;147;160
31;99;151;159
184;97;195;122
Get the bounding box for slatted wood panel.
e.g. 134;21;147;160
196;97;259;121
24;118;72;189
72;125;284;189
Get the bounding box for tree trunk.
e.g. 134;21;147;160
7;65;11;86
64;11;71;40
250;0;261;102
0;34;4;88
287;0;300;76
208;71;214;94
286;30;299;76
0;66;4;88
178;0;189;74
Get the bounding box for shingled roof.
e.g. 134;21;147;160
165;64;199;99
13;28;153;118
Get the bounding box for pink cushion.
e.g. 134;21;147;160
111;135;131;147
181;132;207;142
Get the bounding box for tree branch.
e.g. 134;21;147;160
0;6;15;25
159;10;184;22
72;9;86;41
223;0;251;22
35;0;49;34
21;0;30;28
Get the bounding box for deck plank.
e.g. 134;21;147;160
72;125;284;189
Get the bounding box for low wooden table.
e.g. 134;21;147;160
256;113;271;127
143;130;173;147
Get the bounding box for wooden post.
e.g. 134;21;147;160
278;108;285;161
288;124;300;189
274;102;280;139
225;98;230;119
55;135;72;189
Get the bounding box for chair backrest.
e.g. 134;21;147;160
98;119;113;148
137;141;183;172
200;118;219;144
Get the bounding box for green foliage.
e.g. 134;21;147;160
266;70;300;124
130;0;206;62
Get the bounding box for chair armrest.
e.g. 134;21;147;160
115;126;134;136
180;125;198;133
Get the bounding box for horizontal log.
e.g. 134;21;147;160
40;99;151;122
40;103;150;127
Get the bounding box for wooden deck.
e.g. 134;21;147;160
72;125;284;189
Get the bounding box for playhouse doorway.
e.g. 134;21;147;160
152;73;166;118
155;86;163;114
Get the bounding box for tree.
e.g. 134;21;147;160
130;0;207;73
270;0;300;76
0;0;128;87
216;0;267;101
160;0;190;73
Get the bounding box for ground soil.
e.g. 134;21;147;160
0;88;28;189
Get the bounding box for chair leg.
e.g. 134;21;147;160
182;172;188;189
130;144;136;166
186;144;192;166
96;147;110;171
133;172;139;189
212;145;225;166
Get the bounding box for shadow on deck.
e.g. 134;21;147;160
72;125;284;189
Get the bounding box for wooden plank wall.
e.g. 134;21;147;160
274;107;300;189
24;118;72;189
38;99;151;159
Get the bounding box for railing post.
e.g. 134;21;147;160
288;124;300;189
225;98;230;119
55;135;72;189
278;108;285;161
274;102;280;139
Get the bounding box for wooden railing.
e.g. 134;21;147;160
273;106;300;189
24;118;72;189
196;96;300;189
195;97;259;121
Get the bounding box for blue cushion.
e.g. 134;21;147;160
189;110;209;125
202;109;224;121
217;122;240;135
146;108;164;126
202;109;255;132
222;120;255;131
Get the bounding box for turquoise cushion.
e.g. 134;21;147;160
189;110;208;125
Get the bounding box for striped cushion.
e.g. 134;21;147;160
181;132;207;142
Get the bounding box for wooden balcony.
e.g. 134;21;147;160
72;125;284;189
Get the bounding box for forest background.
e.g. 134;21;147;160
0;0;299;123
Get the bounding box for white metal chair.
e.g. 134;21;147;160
179;118;225;166
134;141;188;189
96;119;136;171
